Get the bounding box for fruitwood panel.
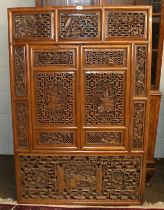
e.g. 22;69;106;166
8;6;152;205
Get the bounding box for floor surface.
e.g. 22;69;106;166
0;155;163;203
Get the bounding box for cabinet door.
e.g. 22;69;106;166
81;45;131;150
30;45;80;150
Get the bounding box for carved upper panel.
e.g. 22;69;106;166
33;49;75;67
84;49;127;67
85;72;125;125
13;13;53;40
13;46;26;97
19;155;141;200
59;10;101;40
105;11;147;39
135;46;147;96
34;72;75;125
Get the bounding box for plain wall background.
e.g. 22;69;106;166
0;0;164;157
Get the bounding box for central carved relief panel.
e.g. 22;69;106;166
33;72;76;126
85;72;125;125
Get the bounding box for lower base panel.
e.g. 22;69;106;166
16;154;144;205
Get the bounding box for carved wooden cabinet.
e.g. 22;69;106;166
8;6;152;205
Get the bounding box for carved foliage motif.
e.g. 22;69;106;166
38;131;74;144
34;72;75;125
14;46;26;97
86;131;123;144
85;49;127;67
34;50;75;66
85;72;125;125
16;102;28;148
106;11;146;38
14;13;52;40
132;103;145;149
135;46;147;96
19;156;141;200
60;11;99;39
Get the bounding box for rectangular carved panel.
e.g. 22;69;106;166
13;46;26;97
59;10;101;41
85;131;124;145
33;49;75;67
19;155;142;201
135;45;147;96
37;130;74;145
15;102;28;148
85;72;125;125
84;48;127;67
105;10;147;39
132;102;145;150
13;12;54;40
34;72;76;126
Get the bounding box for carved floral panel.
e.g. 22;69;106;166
34;72;75;125
59;10;100;40
19;155;141;200
13;13;53;40
13;46;26;97
33;49;75;66
132;103;145;149
86;131;123;145
84;49;127;67
85;72;125;125
105;11;147;39
135;45;147;96
38;131;74;145
16;102;28;148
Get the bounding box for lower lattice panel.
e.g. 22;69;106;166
17;155;143;203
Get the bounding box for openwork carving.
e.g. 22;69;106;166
14;13;53;40
34;72;75;125
19;155;141;200
34;50;75;66
132;103;145;149
38;131;74;144
86;131;123;145
14;46;26;97
135;46;147;96
85;72;125;125
16;102;28;148
59;11;100;39
85;49;127;67
106;11;146;38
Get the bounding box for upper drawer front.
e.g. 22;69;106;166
11;11;54;41
58;9;102;41
105;10;148;40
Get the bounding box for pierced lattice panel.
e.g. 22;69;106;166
13;12;54;40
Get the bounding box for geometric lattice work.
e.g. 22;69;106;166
86;131;123;145
135;45;147;96
14;13;53;40
106;11;146;38
38;131;74;144
19;155;141;201
85;72;125;125
34;50;75;66
85;49;127;67
34;72;75;125
59;11;100;39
